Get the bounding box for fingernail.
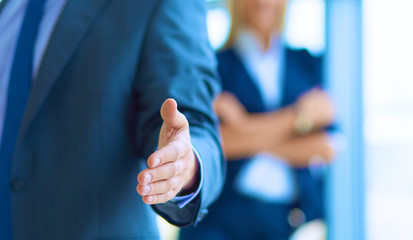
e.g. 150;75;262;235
147;196;154;203
143;185;150;194
153;158;160;167
144;174;151;184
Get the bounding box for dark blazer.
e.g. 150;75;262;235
180;47;325;240
8;0;224;239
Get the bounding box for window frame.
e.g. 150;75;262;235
325;0;366;239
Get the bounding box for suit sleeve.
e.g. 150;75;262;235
133;0;225;227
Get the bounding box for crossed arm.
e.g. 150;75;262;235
215;91;335;166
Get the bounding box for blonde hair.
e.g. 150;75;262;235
223;0;242;49
223;0;287;49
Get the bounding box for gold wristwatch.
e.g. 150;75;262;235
294;111;314;135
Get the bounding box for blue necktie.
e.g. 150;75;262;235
0;0;46;238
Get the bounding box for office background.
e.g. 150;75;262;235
186;0;413;239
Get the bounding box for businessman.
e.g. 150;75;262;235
0;0;224;239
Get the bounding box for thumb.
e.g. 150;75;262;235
160;98;188;130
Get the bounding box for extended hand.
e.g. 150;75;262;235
137;99;198;205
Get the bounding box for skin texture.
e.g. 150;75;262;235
136;99;198;205
215;91;335;166
239;0;288;50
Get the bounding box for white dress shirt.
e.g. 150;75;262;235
234;30;297;203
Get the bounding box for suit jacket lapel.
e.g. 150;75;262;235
20;0;111;137
228;50;266;113
281;49;295;107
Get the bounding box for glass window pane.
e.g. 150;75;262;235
363;1;413;239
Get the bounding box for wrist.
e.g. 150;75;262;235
180;153;200;194
262;107;296;152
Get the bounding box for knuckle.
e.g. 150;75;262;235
170;178;178;189
151;184;160;195
152;169;159;181
166;179;173;190
170;164;177;176
167;190;174;199
176;160;185;173
160;195;168;204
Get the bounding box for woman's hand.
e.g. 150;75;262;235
269;131;336;167
295;89;335;129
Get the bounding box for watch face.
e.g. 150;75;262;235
294;112;314;135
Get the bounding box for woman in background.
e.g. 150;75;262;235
180;0;336;239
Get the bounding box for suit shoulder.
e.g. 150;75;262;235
286;47;324;86
215;48;242;88
287;48;323;74
287;48;323;64
155;0;207;13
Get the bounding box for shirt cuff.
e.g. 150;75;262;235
327;131;347;152
172;146;204;209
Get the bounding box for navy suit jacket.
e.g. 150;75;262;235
180;47;325;240
8;0;224;239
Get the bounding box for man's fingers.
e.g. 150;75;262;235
137;176;182;196
160;98;188;130
136;98;193;205
137;160;185;185
142;188;180;205
146;140;186;168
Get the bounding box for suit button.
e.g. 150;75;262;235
10;178;26;192
288;208;306;228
